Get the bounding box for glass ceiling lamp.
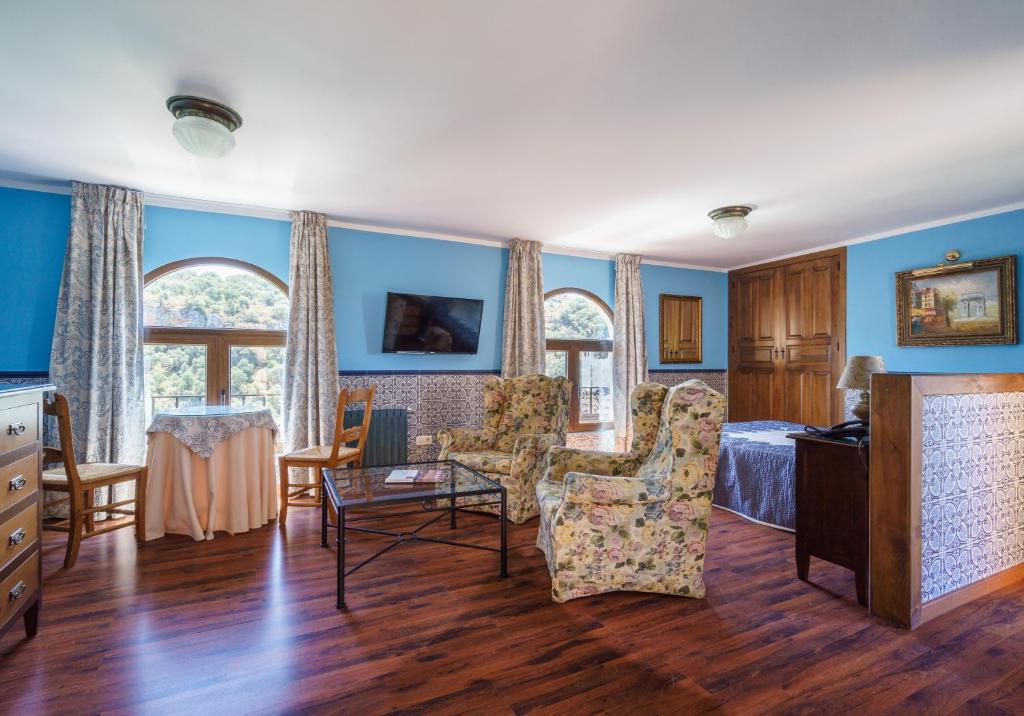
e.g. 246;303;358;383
166;95;243;158
708;205;753;240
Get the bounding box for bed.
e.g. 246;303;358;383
713;420;803;532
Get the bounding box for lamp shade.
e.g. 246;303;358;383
836;355;886;391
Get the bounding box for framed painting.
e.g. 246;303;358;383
895;254;1017;347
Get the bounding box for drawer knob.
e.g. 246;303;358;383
9;580;26;602
8;475;26;491
6;422;26;436
8;528;25;546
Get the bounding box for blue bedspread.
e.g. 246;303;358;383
713;420;802;531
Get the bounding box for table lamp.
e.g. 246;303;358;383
836;355;886;421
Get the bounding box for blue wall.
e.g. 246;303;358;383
329;227;507;371
847;209;1024;372
642;264;729;369
0;187;70;372
143;205;290;282
0;184;729;373
543;252;616;307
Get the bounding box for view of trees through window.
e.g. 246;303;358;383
145;267;288;330
544;293;612;339
543;291;614;431
143;264;287;429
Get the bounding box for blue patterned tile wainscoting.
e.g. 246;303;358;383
338;369;729;461
338;371;492;463
5;371;729;463
0;373;49;388
920;391;1024;603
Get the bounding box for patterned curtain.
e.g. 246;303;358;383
49;182;146;515
501;239;545;378
613;253;648;447
283;211;340;455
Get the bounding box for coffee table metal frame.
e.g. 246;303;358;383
320;460;508;608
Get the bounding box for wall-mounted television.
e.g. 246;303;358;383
382;292;484;354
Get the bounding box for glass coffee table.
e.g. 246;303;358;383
320;460;508;608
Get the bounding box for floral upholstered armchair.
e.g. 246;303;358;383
535;380;726;603
437;373;571;523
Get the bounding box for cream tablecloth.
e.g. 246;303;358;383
145;406;278;541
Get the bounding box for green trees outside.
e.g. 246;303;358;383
143;268;288;424
145;268;287;330
543;293;611;339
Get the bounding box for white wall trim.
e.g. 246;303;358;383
145;192;291;222
0;174;727;271
4;175;1018;275
330;219;506;248
0;176;71;195
727;199;1024;271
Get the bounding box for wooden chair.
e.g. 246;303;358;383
41;393;147;569
278;387;375;526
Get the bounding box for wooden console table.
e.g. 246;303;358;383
789;433;869;606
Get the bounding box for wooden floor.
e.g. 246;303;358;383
2;507;1024;716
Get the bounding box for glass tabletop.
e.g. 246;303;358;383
322;461;503;507
153;404;272;418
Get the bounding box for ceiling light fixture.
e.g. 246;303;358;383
166;95;242;158
708;205;753;240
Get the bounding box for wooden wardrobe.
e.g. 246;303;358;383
728;247;846;426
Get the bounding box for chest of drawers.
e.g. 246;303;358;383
0;384;50;642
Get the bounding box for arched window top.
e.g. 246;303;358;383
544;288;613;340
144;258;288;331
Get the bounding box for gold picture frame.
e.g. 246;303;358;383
895;254;1017;347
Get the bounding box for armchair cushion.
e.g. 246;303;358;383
545;445;645;483
449;450;512;475
562;472;671;506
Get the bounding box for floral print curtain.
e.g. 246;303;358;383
283;211;339;455
49;181;146;515
613;253;648;447
501;239;545;378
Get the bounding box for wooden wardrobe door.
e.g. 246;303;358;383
779;254;846;425
728;268;784;421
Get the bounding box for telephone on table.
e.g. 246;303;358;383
803;419;869;442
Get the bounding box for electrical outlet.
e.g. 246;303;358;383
415;435;433;446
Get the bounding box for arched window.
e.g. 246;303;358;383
543;288;613;433
142;258;288;428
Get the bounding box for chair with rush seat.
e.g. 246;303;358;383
41;393;147;569
278;387;375;525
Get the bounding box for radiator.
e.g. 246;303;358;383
343;408;408;466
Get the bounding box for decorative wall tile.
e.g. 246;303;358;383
8;369;738;468
920;391;1024;602
647;370;728;397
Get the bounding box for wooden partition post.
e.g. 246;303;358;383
868;374;920;628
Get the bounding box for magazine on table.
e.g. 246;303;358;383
384;468;447;485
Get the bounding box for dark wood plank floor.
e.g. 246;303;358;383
2;507;1023;715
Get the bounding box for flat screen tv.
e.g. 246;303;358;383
382;292;484;354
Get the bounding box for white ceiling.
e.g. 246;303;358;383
1;1;1023;269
